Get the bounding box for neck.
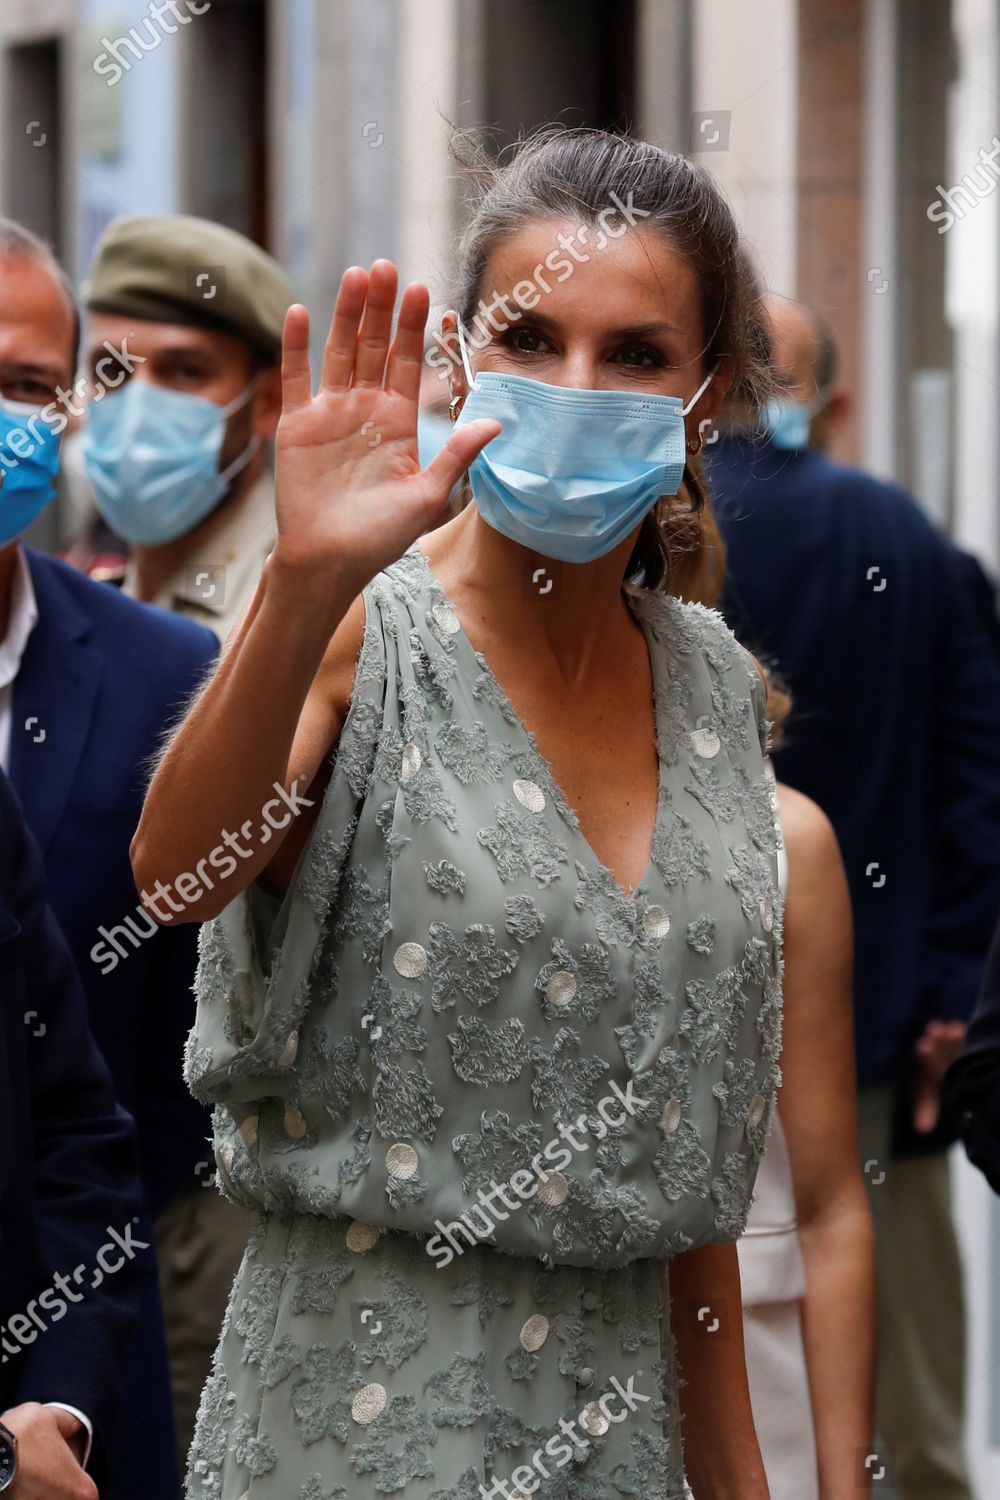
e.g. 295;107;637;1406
419;506;643;684
130;463;260;603
0;543;20;642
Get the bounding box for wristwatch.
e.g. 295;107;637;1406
0;1420;17;1491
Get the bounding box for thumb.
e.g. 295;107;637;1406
913;1059;941;1134
421;417;500;495
50;1406;85;1446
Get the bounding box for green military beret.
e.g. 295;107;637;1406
81;213;291;363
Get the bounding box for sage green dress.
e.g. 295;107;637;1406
183;542;784;1500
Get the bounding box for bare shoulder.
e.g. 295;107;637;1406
775;783;846;890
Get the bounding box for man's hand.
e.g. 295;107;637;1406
0;1404;96;1500
914;1020;968;1133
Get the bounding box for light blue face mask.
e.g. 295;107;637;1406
417;409;455;470
0;397;62;546
764;393;826;451
453;322;715;564
83;378;261;545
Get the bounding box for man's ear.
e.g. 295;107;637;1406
815;385;852;447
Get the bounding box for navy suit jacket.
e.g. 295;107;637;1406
708;436;1000;1097
10;550;219;1215
0;770;141;1483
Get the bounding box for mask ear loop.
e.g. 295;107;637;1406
682;366;717;454
217;372;264;487
219;371;263;420
450;320;478;420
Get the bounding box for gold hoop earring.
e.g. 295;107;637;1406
449;395;463;423
686;435;705;456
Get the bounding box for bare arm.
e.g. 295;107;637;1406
775;784;876;1499
672;1241;770;1498
131;263;498;922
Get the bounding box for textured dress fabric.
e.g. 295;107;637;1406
183;542;784;1500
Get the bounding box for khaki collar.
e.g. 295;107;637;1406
123;474;276;616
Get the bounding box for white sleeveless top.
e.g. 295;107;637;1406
737;765;806;1305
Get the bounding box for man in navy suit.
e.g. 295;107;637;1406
0;769;142;1497
707;295;1000;1500
0;218;219;1494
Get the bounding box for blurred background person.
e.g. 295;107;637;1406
0;215;219;1497
0;765;142;1499
80;214;288;641
707;293;1000;1500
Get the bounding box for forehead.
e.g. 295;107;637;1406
84;310;250;367
479;218;702;334
0;254;75;375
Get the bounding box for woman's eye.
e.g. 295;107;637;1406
614;343;666;369
500;327;552;356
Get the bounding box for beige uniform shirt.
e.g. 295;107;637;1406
122;474;276;642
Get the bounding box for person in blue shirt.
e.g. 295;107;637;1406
707;293;1000;1500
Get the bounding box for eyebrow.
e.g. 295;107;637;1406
506;308;684;338
83;340;216;364
0;359;66;379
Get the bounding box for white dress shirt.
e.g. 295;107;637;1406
0;546;39;773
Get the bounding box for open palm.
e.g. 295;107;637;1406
273;260;498;590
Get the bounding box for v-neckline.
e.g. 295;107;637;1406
410;541;667;904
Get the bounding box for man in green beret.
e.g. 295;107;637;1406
80;213;289;641
79;214;290;1474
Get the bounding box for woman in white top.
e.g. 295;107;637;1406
736;763;877;1498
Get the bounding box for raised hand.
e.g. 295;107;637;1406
272;260;499;591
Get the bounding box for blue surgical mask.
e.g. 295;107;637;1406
417;409;455;469
454;322;714;563
0;397;61;546
83;379;261;545
764;393;825;451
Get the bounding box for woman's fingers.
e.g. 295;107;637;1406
281;304;313;412
320;266;369;392
352;260;399;388
420;417;501;496
384;282;431;402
